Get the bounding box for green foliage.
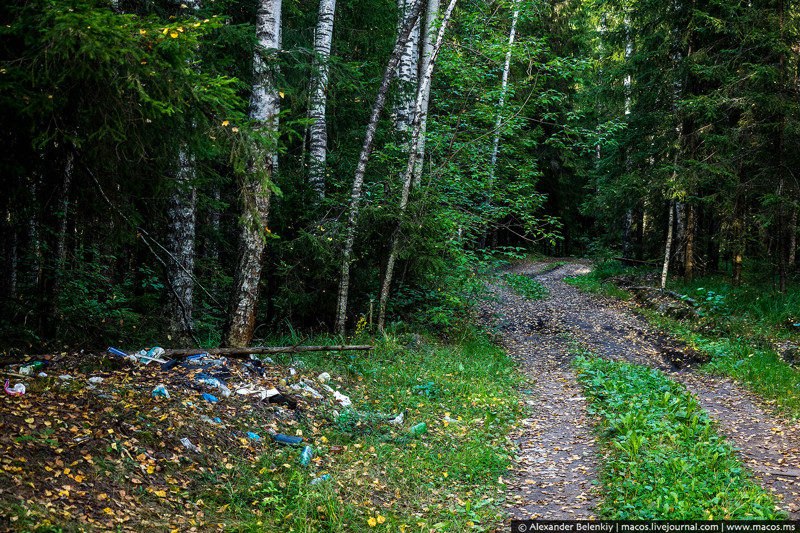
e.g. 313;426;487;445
197;330;522;531
503;273;549;299
575;355;784;519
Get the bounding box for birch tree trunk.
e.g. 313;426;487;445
483;4;519;246
223;0;282;347
661;199;676;290
308;0;336;199
411;0;440;186
334;0;425;336
377;0;458;332
394;0;421;133
165;0;202;342
165;147;197;341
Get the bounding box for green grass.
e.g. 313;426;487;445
568;262;800;419
574;356;784;520
199;330;523;532
503;273;549;299
563;261;632;300
643;311;800;418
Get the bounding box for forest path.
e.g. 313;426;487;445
481;261;800;520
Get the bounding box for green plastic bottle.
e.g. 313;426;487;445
409;422;427;437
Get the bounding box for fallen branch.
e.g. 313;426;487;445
160;344;375;359
614;257;662;267
626;286;698;307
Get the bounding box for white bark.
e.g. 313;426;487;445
624;15;632;116
394;0;421;133
223;0;282;347
308;0;336;199
165;0;202;340
411;0;440;186
166;148;197;338
335;0;425;336
488;5;519;200
377;0;457;332
662;127;683;289
661;200;675;290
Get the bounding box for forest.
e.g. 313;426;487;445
2;0;800;530
1;0;798;350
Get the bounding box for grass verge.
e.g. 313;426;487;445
574;355;784;519
641;311;800;418
567;262;800;419
2;330;522;532
503;273;549;300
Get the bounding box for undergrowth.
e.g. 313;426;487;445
574;356;784;519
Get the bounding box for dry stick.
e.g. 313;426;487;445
157;344;374;359
334;0;426;336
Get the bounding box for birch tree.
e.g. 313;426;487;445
165;0;201;343
223;0;282;347
411;0;440;186
308;0;336;199
394;0;421;133
165;148;197;342
334;0;425;336
483;4;519;247
377;0;458;332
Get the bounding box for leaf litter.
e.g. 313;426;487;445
0;349;359;531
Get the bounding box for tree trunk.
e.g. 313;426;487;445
42;151;74;338
486;4;519;217
732;200;744;284
377;0;457;332
622;209;633;257
661;199;676;290
394;0;421;134
684;202;695;282
223;0;282;347
789;207;797;268
165;147;197;343
411;0;440;186
308;0;336;199
674;201;686;272
334;0;425;336
207;186;220;263
165;0;202;341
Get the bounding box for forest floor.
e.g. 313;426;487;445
481;260;800;521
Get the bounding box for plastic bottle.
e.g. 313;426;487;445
19;362;44;375
299;446;313;466
409;422;427;436
310;474;330;485
152;385;170;399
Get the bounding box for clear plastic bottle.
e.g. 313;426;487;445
299;446;313;465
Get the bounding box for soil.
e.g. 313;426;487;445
481;261;800;521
